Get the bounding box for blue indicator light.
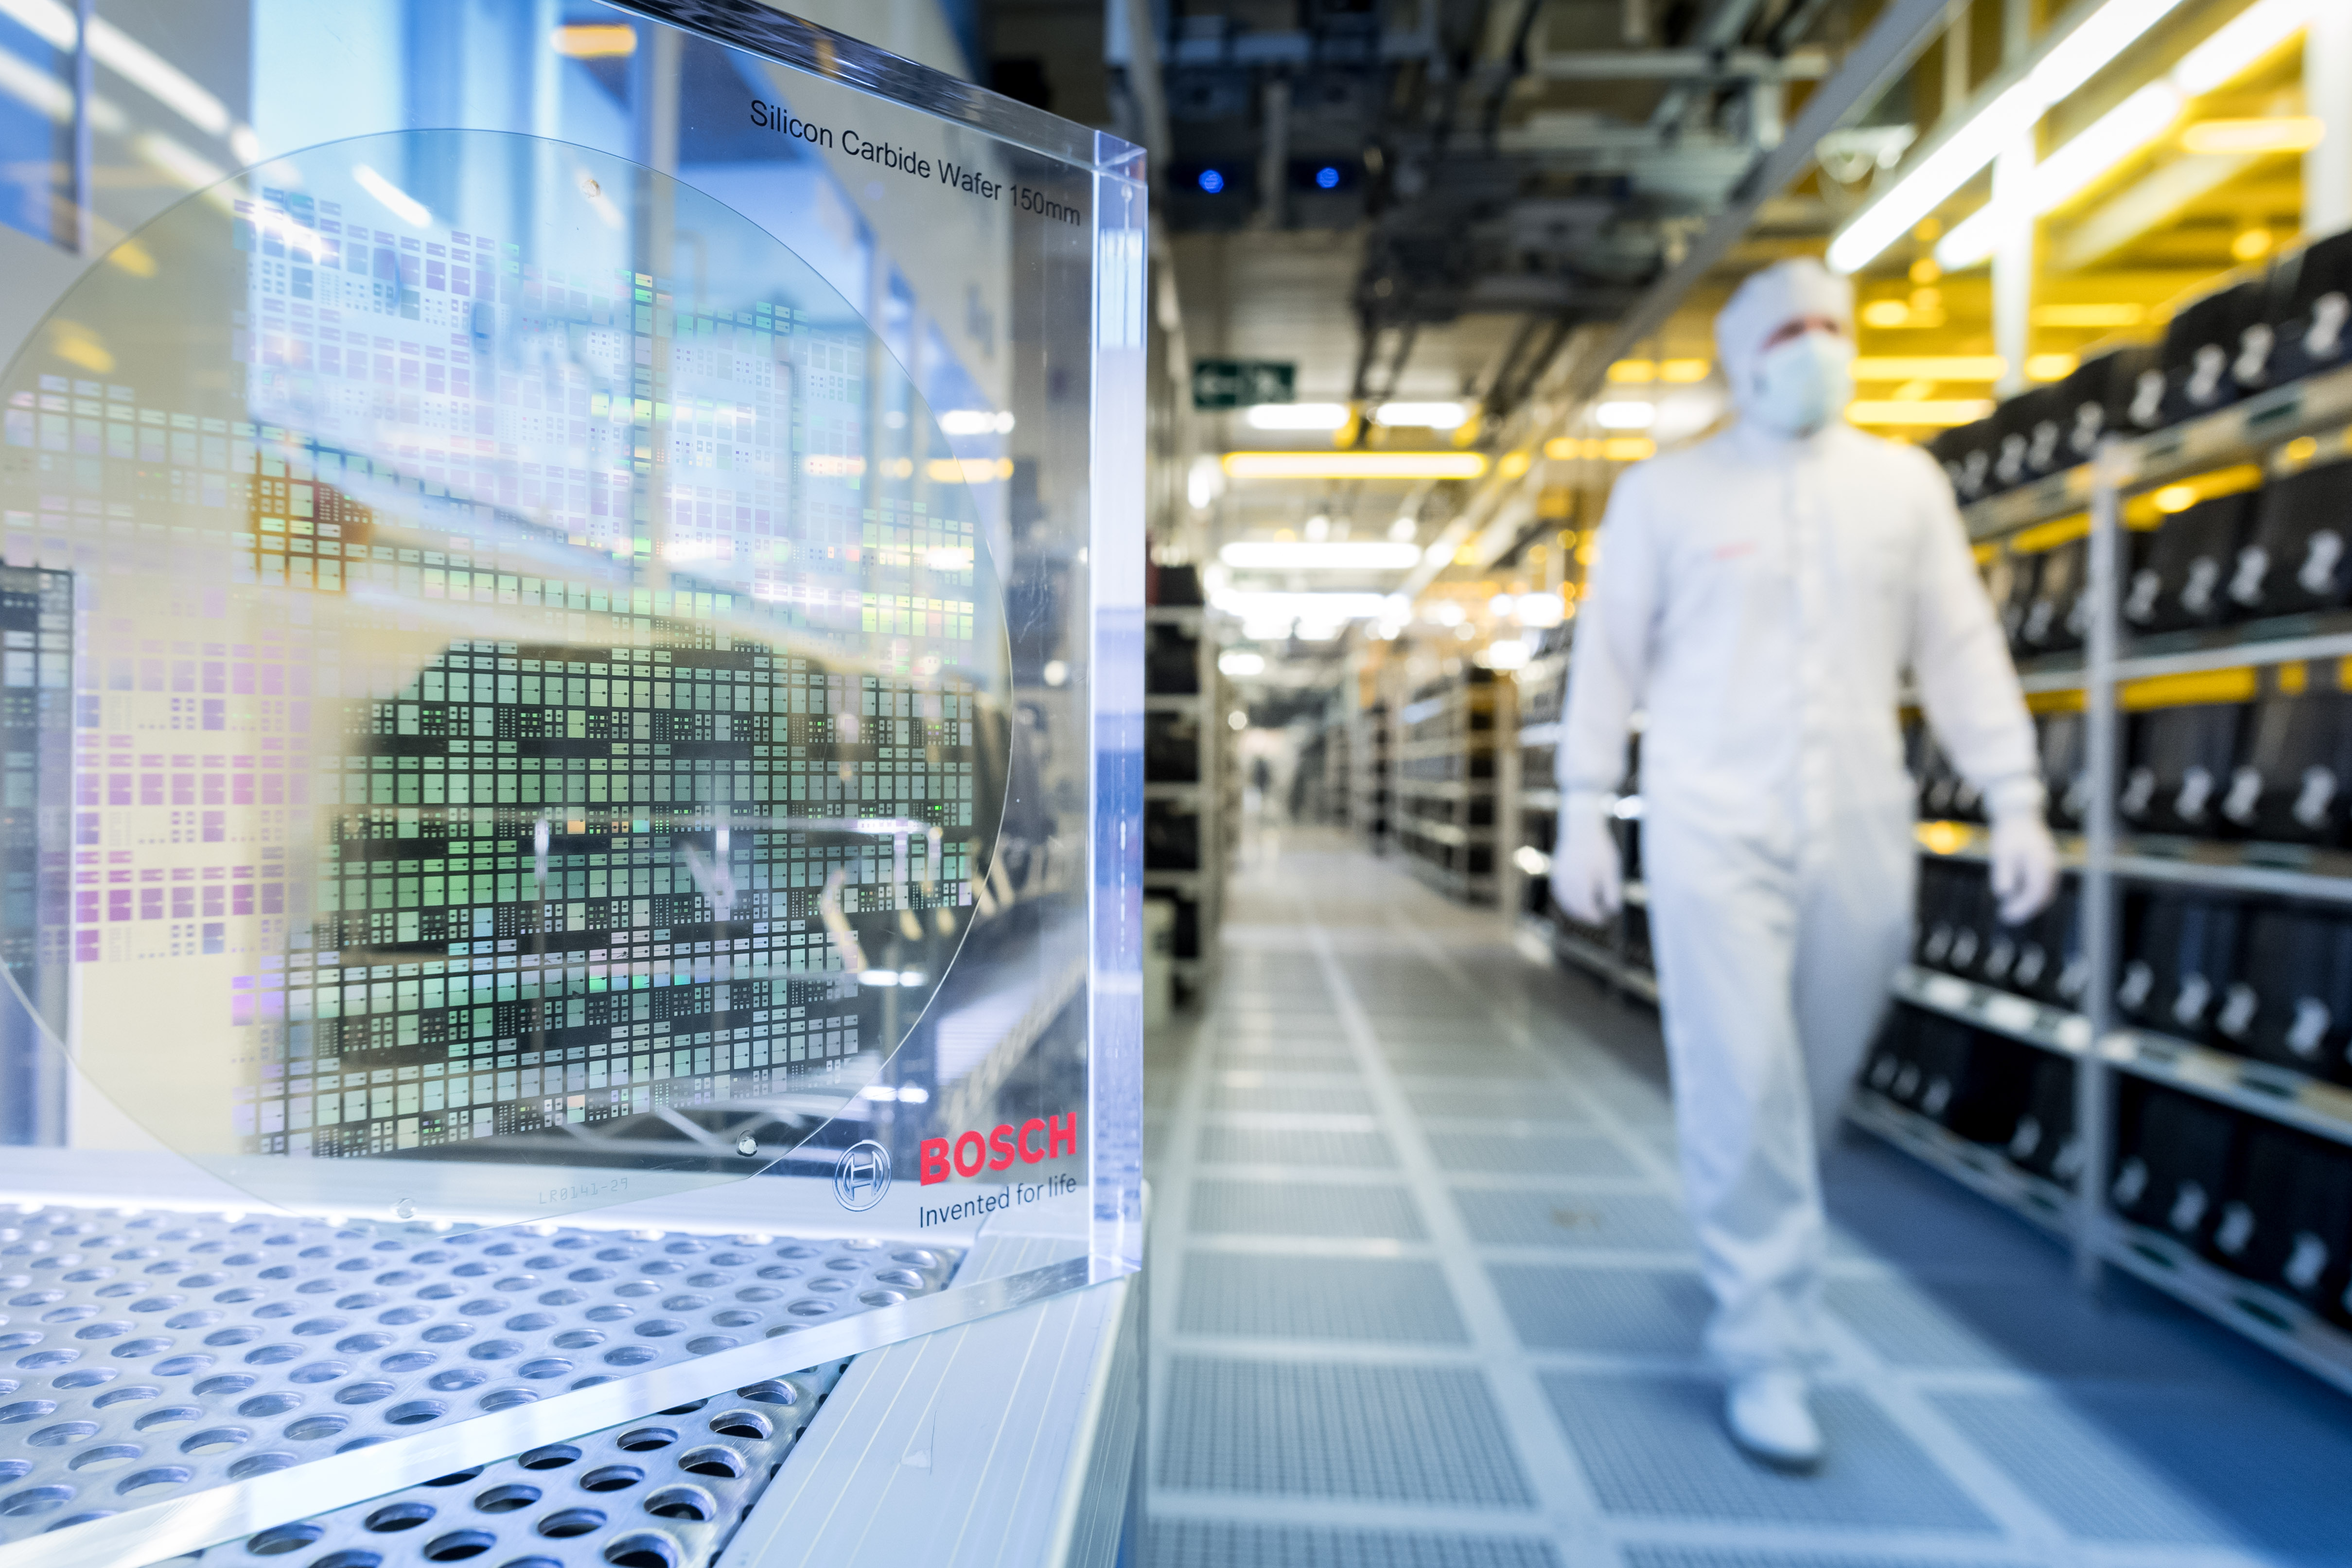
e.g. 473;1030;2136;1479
1315;166;1340;190
1198;169;1225;194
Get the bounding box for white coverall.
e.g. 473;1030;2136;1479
1556;277;2045;1376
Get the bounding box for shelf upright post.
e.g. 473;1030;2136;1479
2075;437;2125;1291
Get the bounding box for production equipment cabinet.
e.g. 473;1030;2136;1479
0;2;1146;1563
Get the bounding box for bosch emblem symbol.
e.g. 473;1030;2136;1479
835;1140;893;1211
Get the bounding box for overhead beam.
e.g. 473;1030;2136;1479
1531;46;1828;81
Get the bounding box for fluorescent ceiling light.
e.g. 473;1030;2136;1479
2180;116;2325;155
0;0;70;48
2033;303;2144;326
1827;0;2191;275
1210;590;1407;621
937;408;1015;435
2174;0;2312;96
354;163;431;228
1220;540;1424;570
1935;0;2316;271
1594;401;1656;430
1846;399;1995;426
1481;639;1530;671
1243;402;1349;431
1372;400;1467;426
1217;650;1266;676
0;44;70;121
1222;451;1487;480
90;14;229;136
1852;355;2007;380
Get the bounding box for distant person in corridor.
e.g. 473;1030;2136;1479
1551;258;2059;1468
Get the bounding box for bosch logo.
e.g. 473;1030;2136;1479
834;1139;892;1211
919;1113;1079;1185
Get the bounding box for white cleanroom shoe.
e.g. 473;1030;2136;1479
1725;1370;1824;1470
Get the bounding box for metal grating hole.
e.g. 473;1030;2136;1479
1158;1357;1531;1506
1206;1082;1373;1115
1454;1191;1691;1252
1933;1386;2352;1551
1175;1255;1467;1344
1540;1373;1995;1532
0;1204;955;1546
1197;1127;1395;1170
1145;1520;1561;1568
190;1364;844;1567
1186;1182;1425;1241
1488;1265;1709;1355
1425;1131;1637;1177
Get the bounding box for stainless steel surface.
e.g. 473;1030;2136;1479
0;1197;1046;1568
167;1362;847;1568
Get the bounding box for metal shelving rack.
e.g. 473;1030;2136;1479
1145;605;1223;1004
1349;656;1394;855
1393;665;1511;903
1501;644;1568;923
1874;354;2352;1398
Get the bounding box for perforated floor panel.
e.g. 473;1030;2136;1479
1176;1254;1467;1343
1158;1357;1532;1506
1146;838;2352;1568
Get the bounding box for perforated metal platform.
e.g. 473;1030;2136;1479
0;1201;953;1557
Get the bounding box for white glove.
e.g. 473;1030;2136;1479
1550;796;1624;925
1988;809;2059;925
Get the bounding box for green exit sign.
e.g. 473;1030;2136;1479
1192;359;1295;410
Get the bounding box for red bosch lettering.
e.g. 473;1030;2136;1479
953;1130;986;1178
919;1138;950;1186
988;1124;1018;1171
915;1110;1082;1187
1018;1118;1048;1163
1049;1112;1078;1159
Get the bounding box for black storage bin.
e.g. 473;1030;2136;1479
2119;703;2247;836
1867;1006;1972;1116
2264;228;2352;386
1145;710;1202;783
2117;892;2245;1042
2208;1126;2352;1314
2039;709;2089;828
1916;734;1981;822
1990;386;2068;492
2214;906;2352;1081
2016;539;2088;654
2000;547;2042;654
2012;878;2085;1006
2006;1052;2080;1183
2227;457;2352;617
2058;343;2167;460
2219;688;2352;844
1917;861;1995;976
2110;1082;2242;1246
2122;491;2260;634
2159;276;2272;426
1145;621;1201;695
1936;418;1998;504
1940;1029;2039;1146
1144;800;1201;871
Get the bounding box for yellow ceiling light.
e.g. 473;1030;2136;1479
1860;300;1913;329
2153;483;2200;512
2232;228;2276;261
1851;355;2008;381
1601;438;1655;461
2033;302;2145;328
1607;360;1658;383
1846;399;1995;427
553;22;637;56
1658;359;1712;383
2180;116;2325;156
2026;353;2080;380
1499;450;1532;479
1220;451;1489;480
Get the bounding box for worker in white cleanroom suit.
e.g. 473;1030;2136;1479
1552;257;2057;1468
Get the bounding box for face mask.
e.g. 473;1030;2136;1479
1749;330;1854;437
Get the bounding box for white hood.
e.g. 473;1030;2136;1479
1715;258;1855;419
